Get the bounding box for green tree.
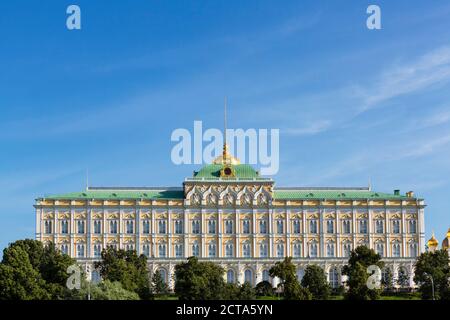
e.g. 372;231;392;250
151;270;169;297
342;246;384;300
69;280;140;300
94;247;151;299
238;282;256;300
397;267;409;289
255;281;274;297
301;265;331;300
0;245;49;300
269;257;311;300
414;249;450;300
0;239;76;300
381;267;394;292
174;256;227;300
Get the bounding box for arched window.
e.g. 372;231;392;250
77;244;85;258
309;242;318;258
376;220;384;233
44;220;52;234
142;244;150;257
158;220;166;234
342;220;351;234
277;244;284;258
293;220;301;234
158;244;166;257
329;268;339;288
225;243;234;257
259;220;267;234
309;220;318;234
192;242;200;257
242;220;250;234
408;220;417;234
326;220;334;234
227;269;235;283
60;244;68;255
225;220;233;234
174;220;183;234
208;242;216;257
293;243;301;258
276;220;284;234
262;269;270;282
409;243;417;257
392;243;401;257
61;220;68;234
392;220;400;234
260;243;268;258
126;221;134;234
244;269;253;285
192;220;200;234
143;220;150;234
158;269;167;284
77;220;85;234
242;243;251;258
109;220;118;234
343;243;352;257
175;244;183;258
208;220;216;234
327;243;335;257
93;244;102;258
94;220;102;234
376;243;384;257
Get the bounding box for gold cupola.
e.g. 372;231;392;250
427;232;439;251
442;228;450;250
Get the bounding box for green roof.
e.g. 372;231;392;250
273;190;413;200
40;190;184;200
192;164;264;180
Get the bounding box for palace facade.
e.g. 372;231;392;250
35;146;426;289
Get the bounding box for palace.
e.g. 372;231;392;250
35;144;426;289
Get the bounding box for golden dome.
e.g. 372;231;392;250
442;228;450;249
212;144;241;165
427;233;438;248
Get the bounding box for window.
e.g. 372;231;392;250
343;243;352;257
375;220;383;234
208;220;216;234
376;243;384;257
409;243;417;257
77;220;85;234
392;220;400;234
309;220;318;234
260;243;268;258
174;220;183;234
175;244;183;258
262;270;270;282
409;220;417;234
242;220;250;234
126;220;134;234
77;244;85;258
225;220;233;234
244;269;253;285
109;220;118;234
158;220;166;234
192;243;200;257
296;269;305;281
60;244;69;255
342;220;351;234
276;220;284;234
329;268;339;288
158;269;167;284
125;244;133;251
392;243;401;257
208;243;216;257
327;243;335;257
359;219;368;234
143;220;150;234
192;220;200;234
309;243;318;257
243;244;251;258
326;220;334;234
143;244;150;257
277;244;284;258
293;220;301;234
259;220;267;234
61;220;68;234
44;220;52;234
94;220;101;234
293;243;301;258
94;244;102;258
227;270;235;283
225;243;234;257
158;244;166;257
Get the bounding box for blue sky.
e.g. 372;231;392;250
1;0;450;252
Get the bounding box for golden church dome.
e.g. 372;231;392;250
427;233;438;248
442;228;450;250
212;143;241;165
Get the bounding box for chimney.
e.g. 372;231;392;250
406;191;414;198
394;189;400;196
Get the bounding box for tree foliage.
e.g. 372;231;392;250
174;256;227;300
69;280;140;300
94;247;151;299
255;280;274;297
301;265;331;300
151;270;169;296
414;249;450;300
342;246;384;300
269;257;311;300
0;239;75;300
